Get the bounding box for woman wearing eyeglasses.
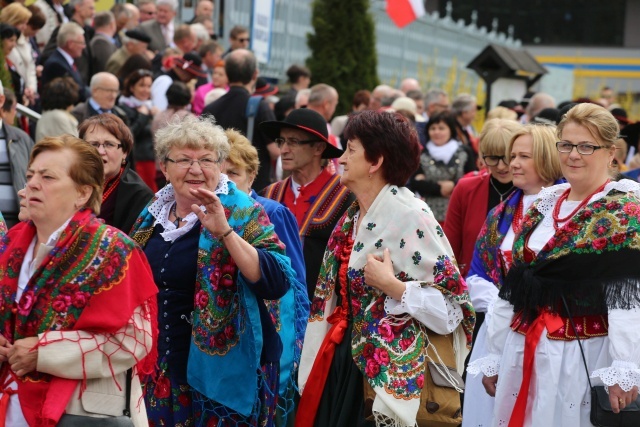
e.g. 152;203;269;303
464;124;563;427
78;114;153;234
474;103;640;426
131;115;299;427
444;119;523;277
408;110;476;225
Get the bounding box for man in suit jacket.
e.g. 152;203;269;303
90;11;118;74
71;72;127;124
41;22;89;101
203;49;279;192
138;0;177;53
39;0;95;86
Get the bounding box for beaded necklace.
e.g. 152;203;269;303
102;167;125;203
552;180;609;230
512;198;524;234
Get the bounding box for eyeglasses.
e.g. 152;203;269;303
556;141;605;155
483;155;509;166
141;10;156;15
89;141;122;151
238;37;250;43
274;137;320;148
165;157;220;169
70;39;87;46
97;87;121;95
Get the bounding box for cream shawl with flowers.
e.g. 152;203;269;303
299;184;474;426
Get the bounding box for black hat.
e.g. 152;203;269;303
610;107;630;125
259;109;344;159
255;77;278;97
125;29;151;44
531;108;560;126
174;52;207;78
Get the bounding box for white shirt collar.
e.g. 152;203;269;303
147;175;230;242
56;47;75;67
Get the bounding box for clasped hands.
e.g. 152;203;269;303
0;334;39;377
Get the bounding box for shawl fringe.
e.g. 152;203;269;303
500;250;640;323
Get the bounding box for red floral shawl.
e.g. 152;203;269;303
0;209;158;426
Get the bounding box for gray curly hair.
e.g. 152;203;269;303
155;115;230;163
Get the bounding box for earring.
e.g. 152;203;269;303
122;159;126;166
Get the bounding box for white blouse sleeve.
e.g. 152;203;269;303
466;274;499;314
591;307;640;391
467;296;515;377
384;281;462;335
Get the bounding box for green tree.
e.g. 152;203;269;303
307;0;379;116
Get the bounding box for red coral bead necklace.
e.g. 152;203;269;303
552;180;609;230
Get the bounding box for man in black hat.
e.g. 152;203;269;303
105;28;151;75
259;108;355;299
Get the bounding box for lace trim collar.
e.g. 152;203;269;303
536;179;640;226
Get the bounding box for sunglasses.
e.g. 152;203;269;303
238;37;250;43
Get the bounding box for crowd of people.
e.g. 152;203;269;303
0;0;639;426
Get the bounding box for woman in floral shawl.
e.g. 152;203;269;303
0;135;157;426
297;110;475;427
464;124;563;427
474;103;640;426
131;115;302;426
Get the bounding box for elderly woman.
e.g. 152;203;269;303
297;111;475;427
475;103;640;426
78;114;154;234
224;128;309;423
0;135;157;426
464;124;563;427
445;119;523;276
131;115;300;426
409;110;476;225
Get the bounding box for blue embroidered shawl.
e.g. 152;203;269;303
131;181;303;417
468;189;523;286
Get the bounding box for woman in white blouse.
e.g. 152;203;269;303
464;124;563;427
471;103;640;426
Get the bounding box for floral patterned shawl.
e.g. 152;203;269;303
470;189;523;285
501;180;640;322
0;209;158;426
299;184;474;427
131;181;302;418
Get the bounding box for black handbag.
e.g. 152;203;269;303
561;296;640;427
56;369;134;427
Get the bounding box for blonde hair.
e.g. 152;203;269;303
557;103;619;148
486;106;518;121
30;135;104;214
225;129;259;176
479;119;523;157
0;3;32;27
508;124;563;184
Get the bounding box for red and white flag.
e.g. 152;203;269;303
386;0;426;28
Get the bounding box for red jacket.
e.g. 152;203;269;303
443;174;490;277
